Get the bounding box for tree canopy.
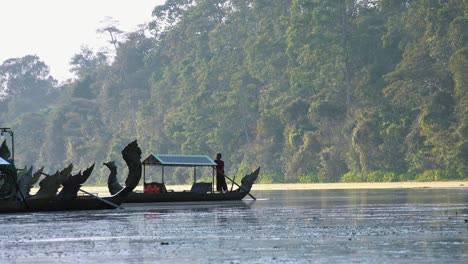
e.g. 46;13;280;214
0;0;466;184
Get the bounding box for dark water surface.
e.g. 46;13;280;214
0;188;467;263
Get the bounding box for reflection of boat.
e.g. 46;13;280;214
107;154;259;204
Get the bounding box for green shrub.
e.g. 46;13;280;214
398;171;417;181
341;171;366;182
342;170;413;182
383;171;399;182
415;170;439;181
298;173;320;183
258;172;274;184
415;169;464;181
366;171;384;182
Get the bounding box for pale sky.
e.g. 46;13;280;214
0;0;165;81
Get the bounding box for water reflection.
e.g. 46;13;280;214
0;188;466;263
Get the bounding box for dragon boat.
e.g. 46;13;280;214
105;154;259;204
0;140;142;213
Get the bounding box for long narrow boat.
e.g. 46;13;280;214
0;140;142;213
108;154;259;204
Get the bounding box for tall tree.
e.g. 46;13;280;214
0;55;58;122
384;0;466;174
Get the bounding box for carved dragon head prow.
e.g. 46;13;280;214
103;161;123;195
113;140;142;197
239;167;260;193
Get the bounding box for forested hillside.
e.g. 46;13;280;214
0;0;466;184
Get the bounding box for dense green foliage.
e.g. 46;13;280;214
0;0;466;184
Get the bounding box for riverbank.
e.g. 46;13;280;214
78;181;467;196
250;181;467;190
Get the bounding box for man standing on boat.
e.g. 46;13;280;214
215;153;228;192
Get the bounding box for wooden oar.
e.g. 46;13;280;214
230;174;236;192
79;188;122;209
222;174;256;200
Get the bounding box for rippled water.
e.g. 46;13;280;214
0;188;467;263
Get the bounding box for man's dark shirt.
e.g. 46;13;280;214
215;159;224;176
215;158;227;192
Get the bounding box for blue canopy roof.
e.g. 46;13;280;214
142;154;216;166
0;157;9;165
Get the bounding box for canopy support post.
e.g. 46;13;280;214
212;167;215;193
143;164;146;191
193;166;196;183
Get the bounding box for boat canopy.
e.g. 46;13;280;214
0;157;9;166
142;154;216;167
142;154;217;186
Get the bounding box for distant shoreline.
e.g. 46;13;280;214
78;181;467;195
251;181;467;190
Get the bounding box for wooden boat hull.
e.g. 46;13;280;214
0;196;121;214
116;167;261;204
121;191;249;204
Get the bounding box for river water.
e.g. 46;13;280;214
0;188;466;263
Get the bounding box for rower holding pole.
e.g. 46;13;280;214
214;153;228;192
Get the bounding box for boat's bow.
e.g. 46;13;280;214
113;140;142;198
237;167;260;193
104;161;123;195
